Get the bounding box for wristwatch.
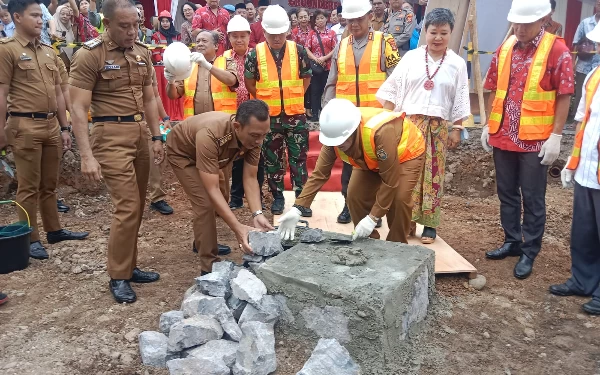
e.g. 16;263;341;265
151;135;165;143
60;125;72;132
252;210;263;218
162;116;170;122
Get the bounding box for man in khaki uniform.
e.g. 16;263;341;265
70;0;164;304
167;100;273;274
0;0;89;260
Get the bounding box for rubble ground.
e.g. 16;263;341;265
1;130;599;374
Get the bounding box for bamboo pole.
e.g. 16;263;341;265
468;0;487;126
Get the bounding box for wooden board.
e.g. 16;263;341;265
274;191;477;277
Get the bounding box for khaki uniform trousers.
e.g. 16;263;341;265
5;116;62;242
147;128;166;203
167;152;231;273
91;121;150;280
347;155;424;244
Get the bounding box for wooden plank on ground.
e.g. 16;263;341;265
274;191;477;276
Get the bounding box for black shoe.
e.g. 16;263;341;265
30;241;49;260
296;205;312;217
583;299;600;315
549;283;587;297
514;254;534;279
192;241;231;256
229;200;244;210
375;218;382;228
271;194;285;215
0;292;8;306
109;280;137;303
337;204;351;224
129;268;160;283
485;242;522;260
150;200;174;215
46;229;89;244
57;200;70;213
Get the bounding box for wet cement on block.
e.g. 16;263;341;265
256;233;435;375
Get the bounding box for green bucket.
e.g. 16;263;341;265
0;200;33;274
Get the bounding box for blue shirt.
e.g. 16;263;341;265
39;3;52;45
2;22;15;37
573;15;600;75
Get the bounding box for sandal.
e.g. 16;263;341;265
421;226;436;244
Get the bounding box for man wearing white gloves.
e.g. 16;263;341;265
481;0;573;279
550;24;600;316
277;99;425;243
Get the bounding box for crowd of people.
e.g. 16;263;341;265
0;0;599;318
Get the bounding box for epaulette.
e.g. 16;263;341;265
0;37;14;44
83;37;102;50
216;132;233;146
135;40;149;49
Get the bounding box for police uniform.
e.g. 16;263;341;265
0;33;66;244
166;112;261;273
69;33;154;281
383;8;416;56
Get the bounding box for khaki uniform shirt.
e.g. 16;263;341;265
167;111;260;173
323;31;400;107
0;32;61;112
69;33;153;117
175;58;239;115
383;9;416;55
57;57;68;85
295;118;404;218
370;13;386;32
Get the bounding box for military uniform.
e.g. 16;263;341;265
69;33;155;280
0;33;66;243
166;112;261;273
383;8;416;56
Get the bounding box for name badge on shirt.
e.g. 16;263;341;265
103;64;120;71
20;53;31;61
137;61;147;66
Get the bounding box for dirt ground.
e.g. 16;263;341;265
1;130;599;375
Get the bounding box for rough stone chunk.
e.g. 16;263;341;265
227;294;247;321
233;321;276;375
300;306;351;343
195;272;231;298
468;274;487;290
184;339;239;368
300;228;324;243
182;292;242;342
231;269;267;306
330;247;368;266
242;254;264;263
166;357;230;375
238;295;281;326
183;284;200;301
159;310;184;335
231;265;244;279
212;260;235;278
167;315;223;352
248;231;283;256
138;331;168;368
297;338;360;375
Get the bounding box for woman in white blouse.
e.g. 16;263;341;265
376;8;470;244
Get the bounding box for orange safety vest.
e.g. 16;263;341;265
566;67;600;181
255;41;305;116
336;31;386;108
488;33;559;141
211;50;237;114
183;64;199;120
334;107;425;171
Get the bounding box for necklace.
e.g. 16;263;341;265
424;46;446;91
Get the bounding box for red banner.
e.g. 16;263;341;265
287;0;340;10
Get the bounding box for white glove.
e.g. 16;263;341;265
561;157;574;189
352;215;377;241
481;124;492;152
277;207;301;241
164;69;176;83
190;52;212;70
538;133;562;166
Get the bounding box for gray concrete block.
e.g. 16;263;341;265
195;271;231;298
227;294;248;321
159;310;185;335
231;269;267;306
256;235;435;374
183;339;239;368
167;315;223;352
233;321;276;375
138;331;168;368
166;357;230;375
248;231;283;256
297;338;360;375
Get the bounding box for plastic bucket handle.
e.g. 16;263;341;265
0;200;31;228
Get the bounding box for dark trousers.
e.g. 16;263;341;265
567;182;600;300
230;155;265;205
310;71;329;119
493;148;548;259
341;162;353;199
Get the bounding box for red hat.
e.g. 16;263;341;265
159;10;172;19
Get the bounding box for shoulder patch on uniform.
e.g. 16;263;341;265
376;147;388;161
135;40;149;49
386;36;398;51
0;37;14;44
83;37;102;50
406;13;414;23
216;132;233;146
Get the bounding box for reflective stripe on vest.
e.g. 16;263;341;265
488;33;559;141
336;32;386;108
211;50;237;114
183;64;199;119
255;41;305;116
335;108;425;171
566;67;600;182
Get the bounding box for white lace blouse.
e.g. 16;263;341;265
376;46;471;123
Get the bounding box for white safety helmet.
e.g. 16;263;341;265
507;0;551;24
587;22;600;43
228;15;251;33
163;42;193;80
342;0;372;20
261;5;290;34
319;99;362;147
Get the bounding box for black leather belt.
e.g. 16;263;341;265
92;114;144;123
9;112;56;119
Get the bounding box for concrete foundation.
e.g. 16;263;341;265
256;234;435;375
